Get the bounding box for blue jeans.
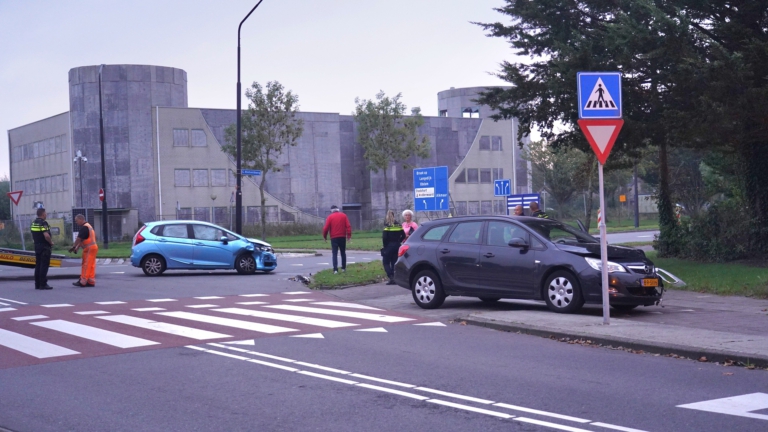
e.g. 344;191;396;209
331;238;346;271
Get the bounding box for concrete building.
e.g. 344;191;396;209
7;64;531;240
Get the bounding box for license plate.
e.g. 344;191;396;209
641;278;659;287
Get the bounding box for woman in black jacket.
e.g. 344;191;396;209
381;210;406;285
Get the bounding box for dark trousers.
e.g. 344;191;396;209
330;237;346;271
382;250;398;279
34;243;52;288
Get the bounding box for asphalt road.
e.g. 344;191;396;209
1;245;766;432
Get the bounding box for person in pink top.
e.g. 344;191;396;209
401;209;418;239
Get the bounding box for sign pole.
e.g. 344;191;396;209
598;162;610;325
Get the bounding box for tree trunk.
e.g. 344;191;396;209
656;139;679;257
259;175;267;241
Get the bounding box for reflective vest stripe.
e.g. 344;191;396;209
30;224;48;232
82;223;97;248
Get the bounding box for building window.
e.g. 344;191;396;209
494;199;506;214
173;129;189;147
229;170;237;187
213;207;230;226
194;207;210;222
462;107;479;118
468;201;480;215
191;129;207;147
211;169;227;187
174;169;190;187
479;136;491;151
480;169;492;183
455;201;467;216
492;168;504;181
193;169;209;187
492;136;502;151
177;208;192;219
439;110;448;117
455;169;466;183
481;200;492;215
467;168;479;183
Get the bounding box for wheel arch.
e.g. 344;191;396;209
408;262;443;290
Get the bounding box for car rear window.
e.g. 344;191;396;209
422;225;452;241
150;226;161;235
447;221;483;244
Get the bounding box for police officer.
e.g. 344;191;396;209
529;201;550;219
30;208;54;290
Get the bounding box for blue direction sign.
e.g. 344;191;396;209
413;166;449;212
242;169;262;176
577;72;622;119
507;194;541;215
494;179;511;197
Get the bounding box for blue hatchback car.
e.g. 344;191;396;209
130;220;277;276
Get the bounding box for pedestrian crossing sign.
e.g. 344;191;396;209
578;72;622;119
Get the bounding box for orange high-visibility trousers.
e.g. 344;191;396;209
79;245;98;285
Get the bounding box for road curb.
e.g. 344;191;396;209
463;316;768;369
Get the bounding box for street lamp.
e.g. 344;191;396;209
236;0;266;235
73;150;87;207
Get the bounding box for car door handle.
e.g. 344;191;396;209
195;242;203;246
440;249;450;254
484;253;495;258
158;238;167;242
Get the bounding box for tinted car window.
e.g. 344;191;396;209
150;225;161;235
486;221;528;247
162;224;189;239
521;219;597;244
422;225;452;241
447;221;483;244
192;224;222;241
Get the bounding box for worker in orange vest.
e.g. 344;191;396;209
69;214;98;287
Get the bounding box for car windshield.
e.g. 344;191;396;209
519;219;598;244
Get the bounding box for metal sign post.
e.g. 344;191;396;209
597;163;609;324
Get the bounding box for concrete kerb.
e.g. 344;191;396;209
463;315;768;369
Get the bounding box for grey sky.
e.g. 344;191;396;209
0;0;514;179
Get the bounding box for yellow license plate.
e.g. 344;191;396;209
642;278;659;287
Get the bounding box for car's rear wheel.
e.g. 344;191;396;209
612;304;638;311
141;254;166;277
411;270;445;309
543;270;584;313
478;297;500;303
236;254;257;275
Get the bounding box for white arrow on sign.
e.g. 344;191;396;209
439;199;444;207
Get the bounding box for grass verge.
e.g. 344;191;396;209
268;231;383;252
614;241;654;248
647;251;768;298
54;242;133;259
309;260;387;289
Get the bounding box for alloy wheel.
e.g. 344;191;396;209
547;276;574;308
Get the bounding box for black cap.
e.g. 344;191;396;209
330;205;339;210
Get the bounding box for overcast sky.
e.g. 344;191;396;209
0;0;516;179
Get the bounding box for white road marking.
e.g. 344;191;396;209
32;320;159;348
74;311;110;315
214;307;358;329
494;403;591;423
132;307;166;312
696;295;712;298
416;387;493;404
357;383;428;400
291;333;324;339
0;308;16;312
348;261;356;264
236;301;268;305
194;296;224;300
11;315;48;321
637;235;652;238
41;304;73;308
298;371;358;384
349;373;415;388
311;301;383;311
283;291;312;295
0;297;27;305
110;272;125;274
157;311;297;334
95;301;125;305
295;362;351;374
414;322;446;327
317;263;330;265
679;309;695;312
284;299;314;302
0;302;9;306
590;422;649;432
678;392;768;421
146;298;177;302
0;328;80;358
98;315;231;340
515;417;593;432
291;264;304;266
239;294;269;297
207;343;296;362
354;327;388;332
428;399;512;418
186;304;218;308
247;358;298;371
266;305;414;323
222;339;255;345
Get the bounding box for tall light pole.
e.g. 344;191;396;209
74;150;87;207
236;0;265;235
98;64;109;249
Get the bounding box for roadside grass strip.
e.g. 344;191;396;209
309;261;388;289
195;343;648;432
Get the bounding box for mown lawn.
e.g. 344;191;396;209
309;260;387;289
647;251;768;298
53;242;133;259
268;231;383;252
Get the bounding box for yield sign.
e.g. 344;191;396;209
577;119;624;164
6;190;22;206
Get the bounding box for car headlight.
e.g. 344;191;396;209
259;245;274;254
585;257;626;273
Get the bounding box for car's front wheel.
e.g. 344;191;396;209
141;254;166;276
411;269;446;309
543;270;584;313
235;254;257;275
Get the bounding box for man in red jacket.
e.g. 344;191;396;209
323;205;352;274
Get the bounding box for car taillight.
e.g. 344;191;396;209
133;226;146;246
398;244;409;257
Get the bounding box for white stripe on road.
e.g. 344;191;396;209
194;296;224;300
283;292;312;295
357;383;428;400
214;308;358;329
348;373;415;388
11;315;49;321
290;264;304;266
284;299;313;302
0;328;80;358
266;305;414;323
515;417;593;432
414;322;446;327
156;311;296;334
416;387;494;404
146;298;177;302
298;371;357;384
0;302;9;306
428;399;512;418
0;297;26;305
493;403;591;423
98;315;231;340
74;311;110;315
590;422;649;432
239;294;269;297
95;301;125;305
294;361;351;374
0;308;16;312
41;304;73;308
236;301;268;305
132;307;166;312
311;301;383;311
32;320;159;348
186;304;218;308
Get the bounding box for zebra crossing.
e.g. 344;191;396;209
0;291;429;369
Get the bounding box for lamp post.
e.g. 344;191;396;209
236;0;266;235
73;150;87;207
98;64;109;249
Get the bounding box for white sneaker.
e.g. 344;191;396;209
333;270;338;274
341;269;346;273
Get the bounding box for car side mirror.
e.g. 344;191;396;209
508;237;528;249
220;236;229;244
